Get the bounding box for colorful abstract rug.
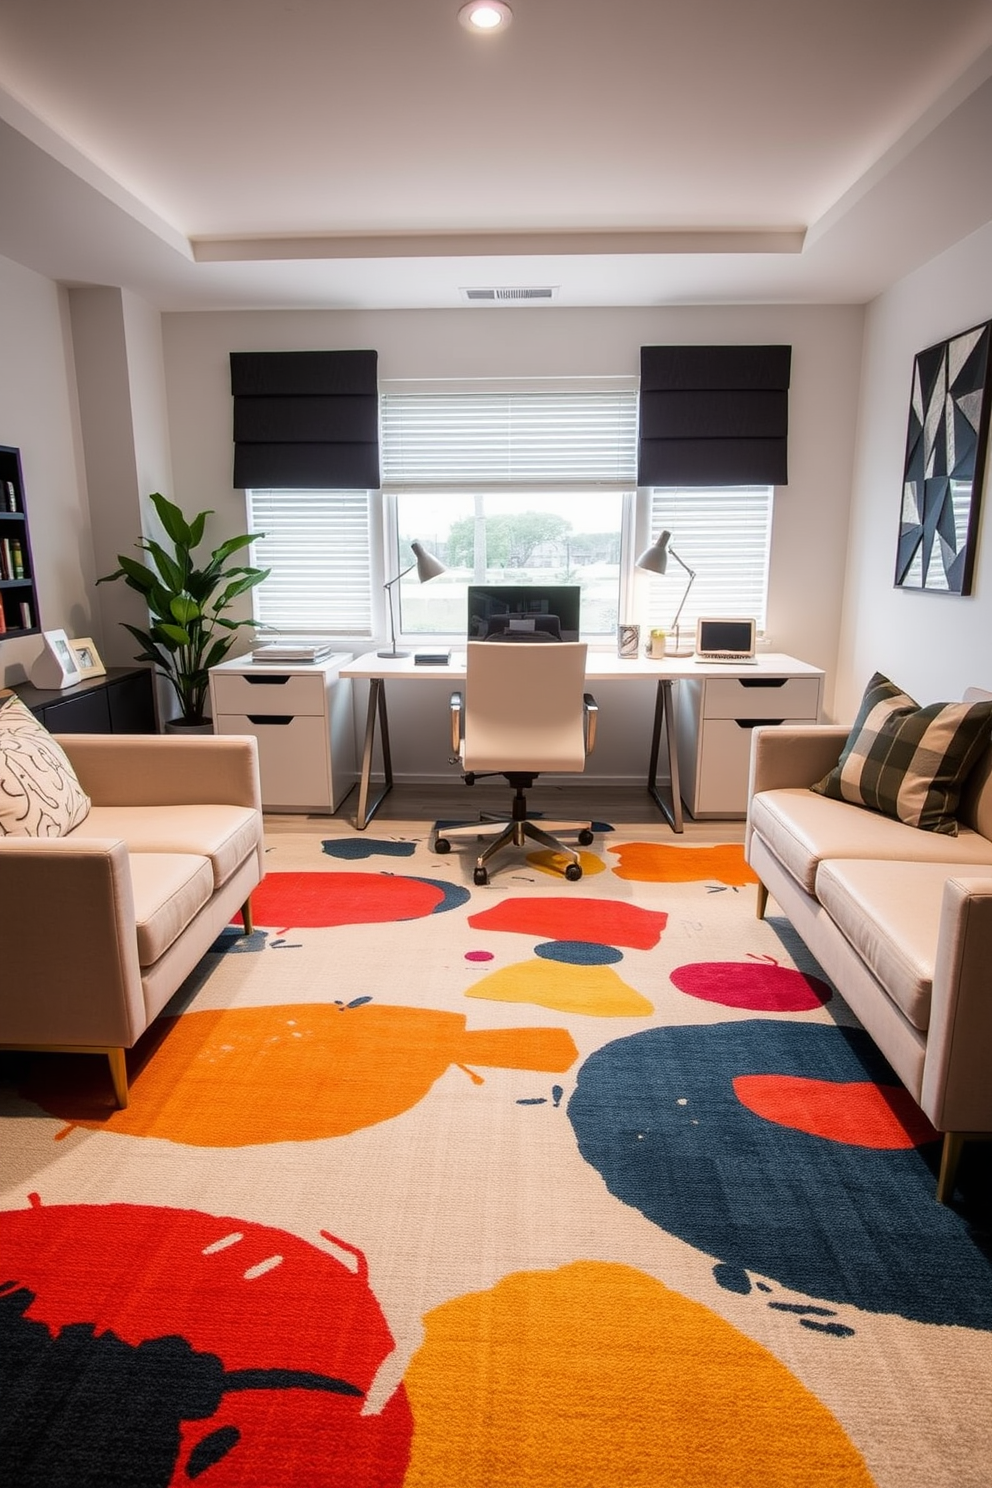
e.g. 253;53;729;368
2;821;991;1488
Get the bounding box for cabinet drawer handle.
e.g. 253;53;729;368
242;674;291;685
737;677;788;689
247;714;295;725
734;718;786;729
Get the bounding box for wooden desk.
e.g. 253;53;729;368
340;650;823;834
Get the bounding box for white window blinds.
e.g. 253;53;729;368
645;487;773;633
380;385;638;489
246;489;373;634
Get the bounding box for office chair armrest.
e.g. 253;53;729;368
583;693;598;754
450;690;464;756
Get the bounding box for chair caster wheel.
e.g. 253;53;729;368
435;837;451;853
473;866;489;886
578;829;594;846
564;863;583;882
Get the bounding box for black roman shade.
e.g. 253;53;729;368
231;349;380;489
638;345;791;486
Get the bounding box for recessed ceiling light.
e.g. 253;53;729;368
458;1;513;33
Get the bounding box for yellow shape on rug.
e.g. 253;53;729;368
526;848;606;877
402;1261;873;1488
465;959;653;1017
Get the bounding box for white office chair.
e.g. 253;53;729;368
434;641;598;884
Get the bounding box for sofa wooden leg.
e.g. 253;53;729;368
241;897;254;936
106;1047;129;1109
755;880;768;920
936;1131;964;1203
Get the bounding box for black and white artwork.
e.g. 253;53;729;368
896;320;992;593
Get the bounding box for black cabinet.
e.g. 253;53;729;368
0;445;39;637
14;667;157;733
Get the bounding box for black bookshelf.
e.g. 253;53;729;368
0;444;40;638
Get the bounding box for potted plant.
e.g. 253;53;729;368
98;492;270;728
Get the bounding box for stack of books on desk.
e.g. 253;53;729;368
251;642;335;663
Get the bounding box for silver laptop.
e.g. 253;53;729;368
694;617;757;663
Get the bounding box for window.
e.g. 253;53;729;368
391;489;626;637
244;384;774;647
641;486;773;645
246;489;374;635
381;381;637;639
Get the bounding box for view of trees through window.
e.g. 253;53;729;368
395;491;625;637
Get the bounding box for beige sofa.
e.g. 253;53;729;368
0;733;264;1107
745;689;992;1203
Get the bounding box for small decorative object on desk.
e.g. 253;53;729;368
649;627;667;659
67;636;106;679
31;628;82;689
617;623;640;659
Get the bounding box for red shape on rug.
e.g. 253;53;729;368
468;897;667;950
671;957;831;1011
244;871;444;929
732;1075;940;1148
0;1200;412;1486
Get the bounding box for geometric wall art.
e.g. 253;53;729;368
895;320;992;593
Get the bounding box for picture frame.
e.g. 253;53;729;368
895;320;992;594
31;628;82;690
68;636;106;679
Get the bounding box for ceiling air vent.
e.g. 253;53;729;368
461;286;558;302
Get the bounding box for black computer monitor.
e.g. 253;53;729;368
467;584;581;642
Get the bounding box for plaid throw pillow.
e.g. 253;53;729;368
810;673;992;835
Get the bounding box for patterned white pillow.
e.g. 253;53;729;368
0;692;91;836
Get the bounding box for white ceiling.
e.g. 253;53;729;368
1;0;992;311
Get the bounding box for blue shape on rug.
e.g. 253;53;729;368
321;838;417;859
534;940;624;966
567;1020;992;1329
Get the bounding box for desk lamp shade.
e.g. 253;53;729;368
636;530;697;653
378;541;446;659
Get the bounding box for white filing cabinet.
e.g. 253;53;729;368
675;658;824;818
209;654;357;812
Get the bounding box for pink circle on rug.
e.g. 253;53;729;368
465;950;495;962
670;958;831;1011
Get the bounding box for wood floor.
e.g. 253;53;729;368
264;782;746;844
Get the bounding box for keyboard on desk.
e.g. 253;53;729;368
694;653;759;664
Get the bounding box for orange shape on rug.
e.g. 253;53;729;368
733;1074;939;1148
609;841;758;885
402;1261;873;1488
25;1004;579;1147
245;871;445;930
468;897;667;949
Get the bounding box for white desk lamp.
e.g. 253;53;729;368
636;530;697;655
378;541;446;658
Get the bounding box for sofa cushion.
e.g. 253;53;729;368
128;853;215;966
81;804;259;889
749;786;992;895
810;672;992;834
0;693;91;837
815;859;992;1033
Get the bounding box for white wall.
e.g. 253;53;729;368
837;219;992;718
0;255;91;688
161;304;864;779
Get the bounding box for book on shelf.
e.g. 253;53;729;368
4;481;17;512
250;642;335;663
